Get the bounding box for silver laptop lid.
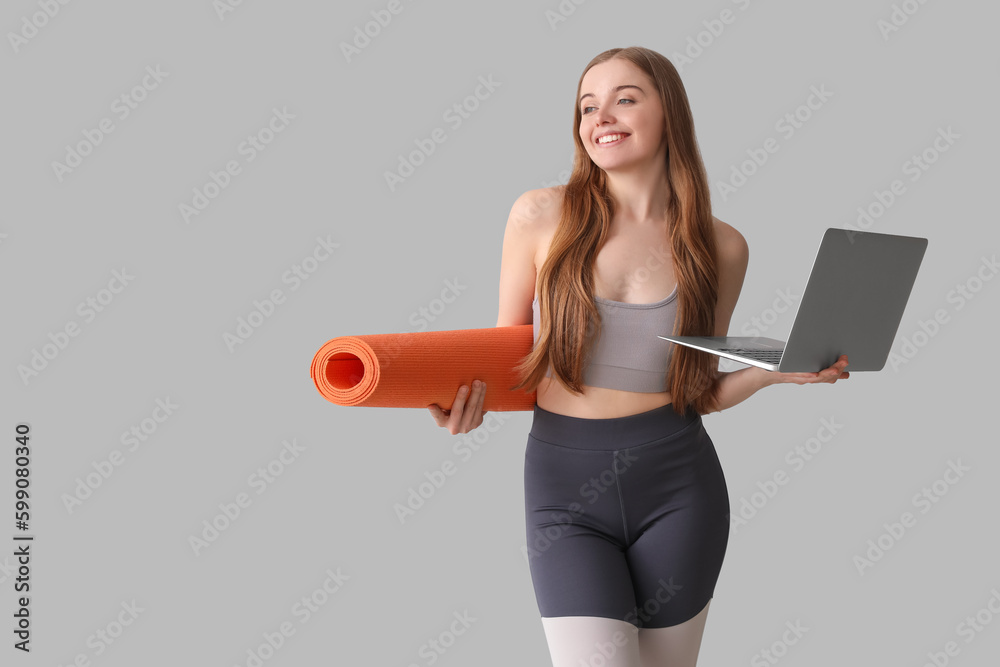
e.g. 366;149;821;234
778;228;927;372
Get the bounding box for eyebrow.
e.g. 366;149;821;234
579;84;645;106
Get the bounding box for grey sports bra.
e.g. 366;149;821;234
531;284;679;393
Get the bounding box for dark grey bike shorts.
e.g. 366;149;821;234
524;402;730;629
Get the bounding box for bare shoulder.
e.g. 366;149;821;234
496;186;565;323
505;185;564;271
712;215;749;265
506;185;564;234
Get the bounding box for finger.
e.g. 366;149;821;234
428;404;443;425
475;380;487;407
449;385;469;430
816;360;844;378
815;357;847;378
428;403;454;426
474;381;488;427
465;380;486;431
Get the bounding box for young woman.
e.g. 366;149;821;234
429;46;849;667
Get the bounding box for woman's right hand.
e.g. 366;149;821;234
428;379;488;435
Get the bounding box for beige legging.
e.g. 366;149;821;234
539;600;710;667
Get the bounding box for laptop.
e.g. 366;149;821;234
657;228;928;372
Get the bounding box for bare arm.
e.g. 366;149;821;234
699;218;760;414
705;365;779;414
495;189;545;327
701;220;848;415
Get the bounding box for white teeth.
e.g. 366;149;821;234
597;133;625;144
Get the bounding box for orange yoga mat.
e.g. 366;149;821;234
310;325;537;411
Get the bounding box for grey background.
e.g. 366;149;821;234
2;0;998;664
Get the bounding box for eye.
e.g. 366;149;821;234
581;98;635;114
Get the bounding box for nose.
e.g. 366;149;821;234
592;105;615;127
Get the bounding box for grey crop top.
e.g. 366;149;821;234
531;284;679;393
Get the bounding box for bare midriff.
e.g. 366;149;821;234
535;375;673;419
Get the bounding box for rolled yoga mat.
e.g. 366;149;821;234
310;325;537;411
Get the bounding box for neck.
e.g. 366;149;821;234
603;161;672;225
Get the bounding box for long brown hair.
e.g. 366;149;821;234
510;46;723;416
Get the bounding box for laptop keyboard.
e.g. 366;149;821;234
718;348;784;363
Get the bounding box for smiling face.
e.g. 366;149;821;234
577;58;667;174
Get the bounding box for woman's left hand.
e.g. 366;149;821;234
765;354;850;386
